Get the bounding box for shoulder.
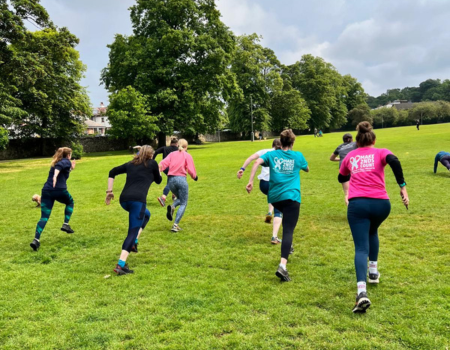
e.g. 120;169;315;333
346;149;359;158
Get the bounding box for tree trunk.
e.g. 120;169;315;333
157;132;166;147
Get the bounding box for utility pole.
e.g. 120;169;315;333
250;95;254;142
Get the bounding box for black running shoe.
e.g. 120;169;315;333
61;223;74;234
275;265;291;282
352;292;371;313
30;238;40;251
114;264;134;275
131;243;138;253
166;205;173;221
368;272;380;284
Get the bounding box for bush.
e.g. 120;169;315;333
0;127;9;150
70;141;83;159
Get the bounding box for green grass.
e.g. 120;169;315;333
0;125;449;349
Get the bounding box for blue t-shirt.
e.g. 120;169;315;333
43;158;72;190
260;149;308;204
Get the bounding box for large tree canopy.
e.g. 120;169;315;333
102;0;238;145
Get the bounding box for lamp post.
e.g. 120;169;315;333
250;95;254;142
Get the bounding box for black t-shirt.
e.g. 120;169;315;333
153;146;178;160
334;142;357;166
43;158;72;191
109;160;162;203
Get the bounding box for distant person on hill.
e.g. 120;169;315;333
246;129;309;282
237;139;283;244
339;121;409;313
319;129;323;137
434;151;450;173
106;145;162;275
153;138;179;207
416;120;420;130
330;133;357;199
30;147;76;251
314;128;318;137
158;139;198;232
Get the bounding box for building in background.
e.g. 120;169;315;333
373;100;413;110
85;102;111;135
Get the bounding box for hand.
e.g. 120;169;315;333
237;169;244;179
246;182;253;194
105;192;114;205
400;187;409;209
344;194;349;206
71;160;76;170
53;176;57;188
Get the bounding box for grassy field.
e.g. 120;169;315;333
0;124;449;349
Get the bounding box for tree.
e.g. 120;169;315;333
371;107;398;128
408;102;438;124
286;55;348;129
435;100;450;122
227;34;283;135
342;75;367;112
348;104;372;126
107;86;159;144
1;0;90;151
102;0;237;146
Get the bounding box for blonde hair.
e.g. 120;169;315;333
51;147;72;167
177;139;188;151
131;145;154;166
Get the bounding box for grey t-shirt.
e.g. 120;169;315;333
334;142;357;166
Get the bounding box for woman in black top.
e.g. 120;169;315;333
106;145;162;275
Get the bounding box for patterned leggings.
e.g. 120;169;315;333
168;176;189;225
35;189;74;239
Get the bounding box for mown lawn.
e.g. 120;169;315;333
0;124;449;349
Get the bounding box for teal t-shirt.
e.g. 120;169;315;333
260;149;308;204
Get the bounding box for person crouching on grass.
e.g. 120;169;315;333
246;129;309;282
339;121;409;313
158;139;198;232
106;145;162;275
30;147;76;251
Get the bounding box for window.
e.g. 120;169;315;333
101;118;104;123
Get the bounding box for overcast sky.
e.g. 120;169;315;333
37;0;450;106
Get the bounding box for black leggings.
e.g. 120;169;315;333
272;200;300;259
441;156;450;170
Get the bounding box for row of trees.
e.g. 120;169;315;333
102;0;368;143
367;79;450;108
348;101;450;128
0;0;90;150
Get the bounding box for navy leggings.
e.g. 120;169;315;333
347;198;391;282
441;156;450;170
259;180;282;218
120;201;150;252
272;200;300;259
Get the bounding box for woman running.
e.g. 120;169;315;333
246;129;309;282
106;145;162;275
237;139;283;244
339;122;409;313
158;139;198;232
30;147;76;251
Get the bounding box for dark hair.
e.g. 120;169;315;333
272;138;282;150
280;129;296;148
170;137;178;145
356;122;376;147
343;133;353;143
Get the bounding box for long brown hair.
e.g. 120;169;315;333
51;147;72;167
356;121;376;147
131;145;155;166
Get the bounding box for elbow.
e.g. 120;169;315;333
338;173;350;183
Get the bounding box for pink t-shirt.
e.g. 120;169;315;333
339;147;392;200
159;150;197;179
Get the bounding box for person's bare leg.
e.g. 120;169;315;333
273;217;282;238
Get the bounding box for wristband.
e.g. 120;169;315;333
399;182;406;188
106;190;113;193
240;167;245;171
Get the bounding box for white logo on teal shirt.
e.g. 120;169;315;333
273;157;295;174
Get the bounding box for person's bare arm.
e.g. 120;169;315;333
105;178;115;205
237;153;260;179
330;154;339;162
246;158;264;193
52;169;60;188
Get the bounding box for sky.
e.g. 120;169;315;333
36;0;450;106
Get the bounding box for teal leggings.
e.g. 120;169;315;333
35;190;74;239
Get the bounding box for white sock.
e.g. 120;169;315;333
279;263;286;270
369;261;378;274
357;281;366;295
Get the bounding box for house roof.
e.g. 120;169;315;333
85;119;104;127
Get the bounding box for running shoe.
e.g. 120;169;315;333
265;214;272;224
30;238;40;251
271;237;281;244
131;244;138;253
61;224;74;234
114;264;134;275
275;265;291;282
368;272;380;284
166;205;174;221
171;224;182;232
290;245;294;254
352;292;371;313
157;196;166;207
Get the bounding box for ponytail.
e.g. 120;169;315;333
177;139;188;152
51;147;72;167
356;121;376;147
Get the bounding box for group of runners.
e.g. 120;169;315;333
30;121;450;313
